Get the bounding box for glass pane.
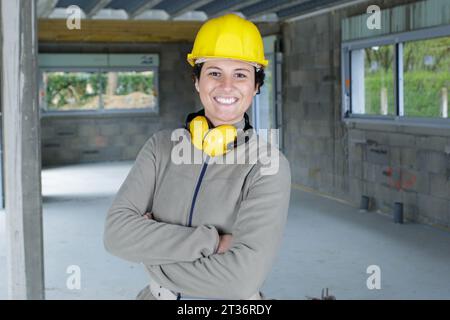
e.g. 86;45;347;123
257;53;275;129
101;71;157;110
43;71;100;111
403;36;450;118
351;45;395;115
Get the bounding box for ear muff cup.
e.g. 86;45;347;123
189;116;237;157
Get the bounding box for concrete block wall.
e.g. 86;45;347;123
347;124;450;227
283;10;348;200
41;115;166;166
39;42;198;167
282;0;450;227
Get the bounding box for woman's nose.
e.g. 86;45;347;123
219;75;234;91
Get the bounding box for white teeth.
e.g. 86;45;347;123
215;97;238;105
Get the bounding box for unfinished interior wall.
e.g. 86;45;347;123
282;0;450;227
39;42;197;166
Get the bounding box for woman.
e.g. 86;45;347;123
104;13;291;300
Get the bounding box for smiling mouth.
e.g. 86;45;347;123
213;96;239;105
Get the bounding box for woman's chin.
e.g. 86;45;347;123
214;103;237;113
208;107;238;121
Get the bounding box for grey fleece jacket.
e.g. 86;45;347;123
104;116;291;299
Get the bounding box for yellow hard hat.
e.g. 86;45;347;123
187;14;268;68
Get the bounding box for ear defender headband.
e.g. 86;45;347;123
185;110;252;157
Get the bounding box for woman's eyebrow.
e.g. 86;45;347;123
205;66;222;71
234;68;251;73
206;66;251;73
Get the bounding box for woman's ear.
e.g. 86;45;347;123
254;84;259;96
195;80;200;93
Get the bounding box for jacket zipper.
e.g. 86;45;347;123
187;157;209;227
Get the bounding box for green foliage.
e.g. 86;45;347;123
364;70;449;117
46;73;100;108
404;37;450;73
364;46;394;73
364;69;395;115
115;73;154;95
403;71;449;117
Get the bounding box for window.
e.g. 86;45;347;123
251;35;283;149
38;54;159;114
253;53;275;128
403;37;449;118
100;71;156;110
342;28;450;123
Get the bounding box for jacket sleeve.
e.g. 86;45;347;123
103;134;220;265
145;157;291;299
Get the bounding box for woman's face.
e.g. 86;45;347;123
195;59;258;126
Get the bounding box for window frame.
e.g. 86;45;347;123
39;63;159;118
341;24;450;128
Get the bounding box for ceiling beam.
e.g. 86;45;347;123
205;0;261;17
85;0;113;18
128;0;164;19
242;0;309;19
38;19;203;42
170;0;215;18
36;0;58;18
38;18;276;43
279;0;360;21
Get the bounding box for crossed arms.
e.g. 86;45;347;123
103;135;291;299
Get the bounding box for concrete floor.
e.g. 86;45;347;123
1;161;450;299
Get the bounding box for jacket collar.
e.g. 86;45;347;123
184;109;252;132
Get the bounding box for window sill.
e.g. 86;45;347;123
343;116;450;136
40;108;159;120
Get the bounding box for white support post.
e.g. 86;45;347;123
1;0;45;300
351;49;365;114
441;87;448;118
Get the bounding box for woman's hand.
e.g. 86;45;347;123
144;212;232;254
216;234;233;254
144;212;154;220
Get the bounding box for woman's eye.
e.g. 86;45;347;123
208;71;220;77
235;73;247;78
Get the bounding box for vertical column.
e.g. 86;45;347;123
380;87;388;115
1;0;45;299
441;87;448;118
350;50;365;114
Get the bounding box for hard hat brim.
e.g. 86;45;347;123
187;53;268;68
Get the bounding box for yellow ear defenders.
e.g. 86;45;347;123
189;116;237;157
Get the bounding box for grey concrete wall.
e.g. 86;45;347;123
39;42;198;166
282;0;450;227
